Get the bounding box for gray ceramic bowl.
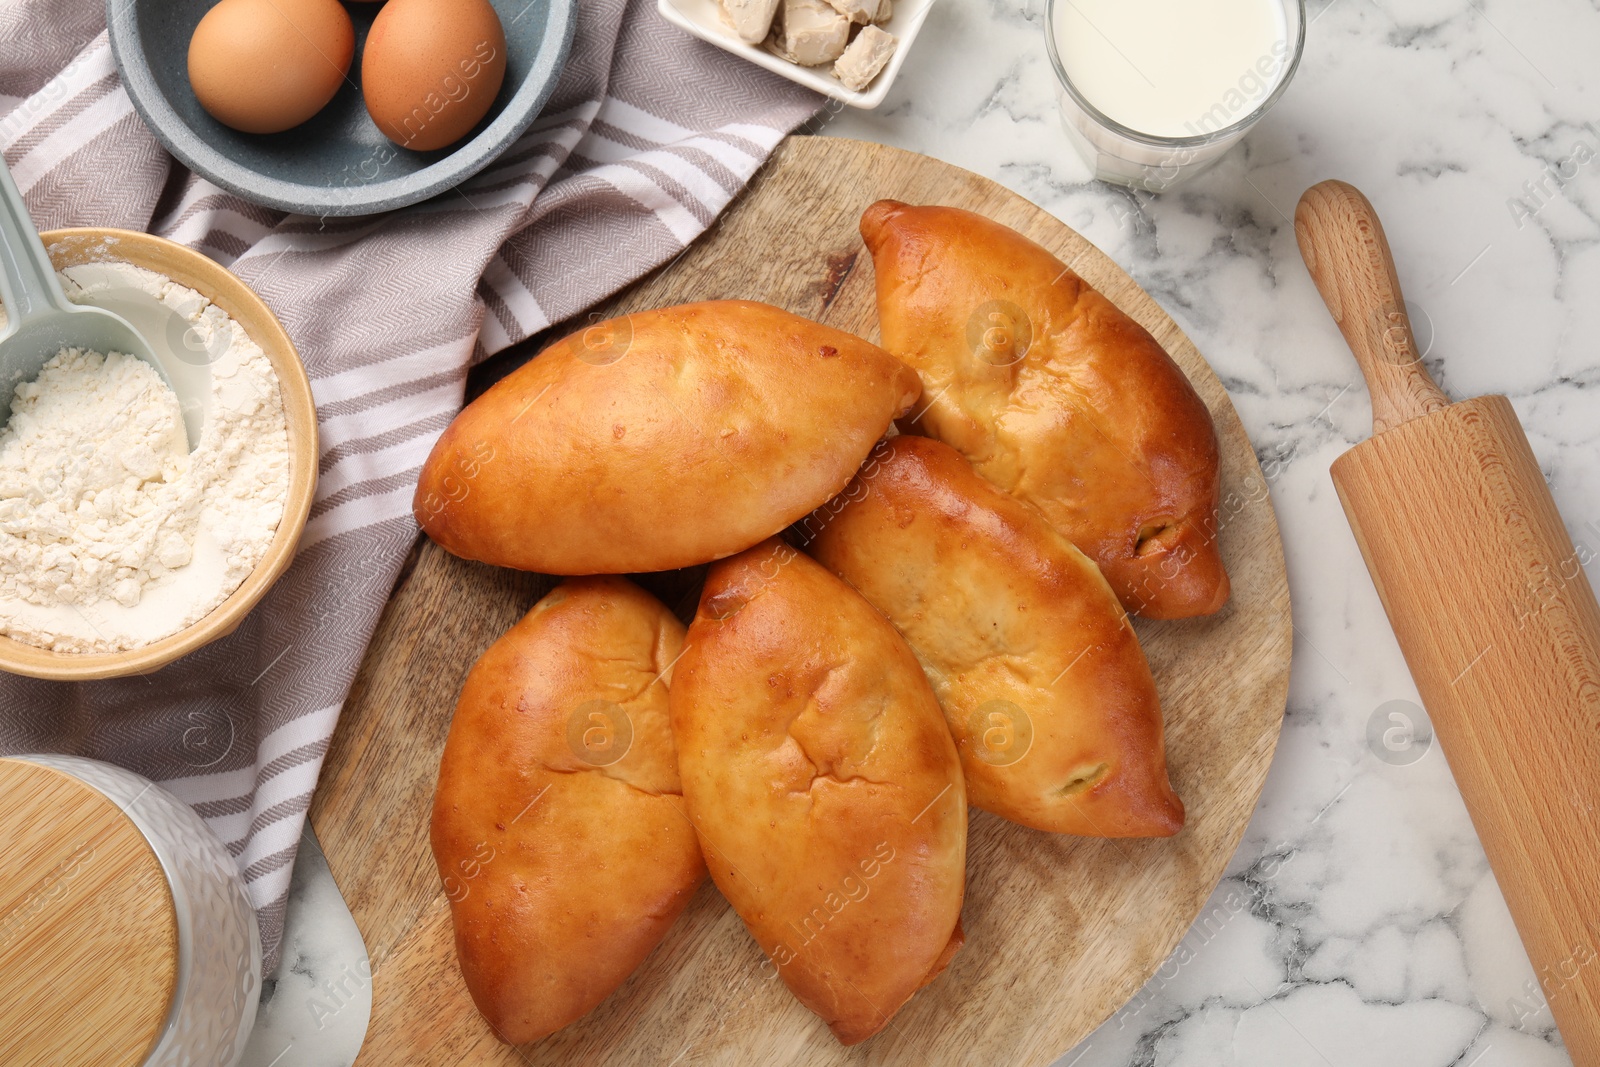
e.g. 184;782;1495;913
106;0;577;216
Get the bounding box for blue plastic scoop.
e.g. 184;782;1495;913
0;157;198;449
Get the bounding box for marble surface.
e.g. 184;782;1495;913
239;827;370;1067
259;0;1599;1063
829;0;1599;1063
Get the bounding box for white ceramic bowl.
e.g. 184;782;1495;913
657;0;937;109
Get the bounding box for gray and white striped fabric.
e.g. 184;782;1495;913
0;0;817;969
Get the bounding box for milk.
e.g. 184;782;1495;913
1051;0;1291;140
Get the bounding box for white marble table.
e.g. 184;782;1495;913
831;0;1598;1063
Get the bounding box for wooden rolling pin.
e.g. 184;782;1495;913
1296;179;1600;1063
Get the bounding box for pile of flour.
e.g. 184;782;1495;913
0;262;291;654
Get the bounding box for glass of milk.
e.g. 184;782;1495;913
1046;0;1306;190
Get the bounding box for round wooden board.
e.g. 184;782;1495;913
312;136;1292;1067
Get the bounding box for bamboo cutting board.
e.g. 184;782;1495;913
309;137;1293;1066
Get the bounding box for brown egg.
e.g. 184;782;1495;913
361;0;508;152
187;0;354;134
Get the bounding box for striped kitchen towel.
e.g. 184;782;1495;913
0;0;818;969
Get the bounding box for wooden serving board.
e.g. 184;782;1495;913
309;136;1293;1066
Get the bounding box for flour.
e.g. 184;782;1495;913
0;262;291;653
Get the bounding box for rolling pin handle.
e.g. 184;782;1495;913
1294;180;1451;434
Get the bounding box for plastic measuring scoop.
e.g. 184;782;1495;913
0;157;199;449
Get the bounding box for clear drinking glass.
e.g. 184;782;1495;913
1045;0;1306;191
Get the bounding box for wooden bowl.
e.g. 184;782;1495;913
0;228;317;681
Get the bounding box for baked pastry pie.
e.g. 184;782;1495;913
416;300;921;575
860;201;1229;619
807;435;1183;837
670;539;966;1045
431;577;704;1043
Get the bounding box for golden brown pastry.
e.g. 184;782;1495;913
414;300;922;575
806;435;1183;837
430;577;705;1044
670;539;966;1045
860;201;1229;619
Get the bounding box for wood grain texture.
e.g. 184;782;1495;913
1306;179;1600;1065
1293;181;1450;434
1332;400;1600;1067
0;758;177;1067
311;136;1292;1067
